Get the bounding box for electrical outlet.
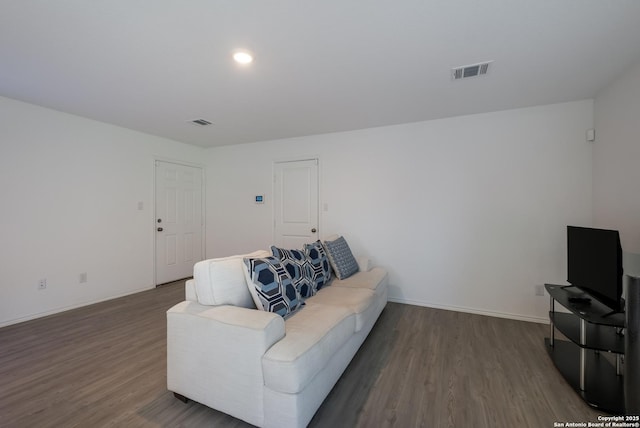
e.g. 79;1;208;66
535;284;545;296
38;278;47;290
79;272;87;283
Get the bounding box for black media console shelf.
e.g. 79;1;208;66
545;284;625;414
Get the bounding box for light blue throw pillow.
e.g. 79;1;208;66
303;240;332;290
271;246;314;299
244;256;303;318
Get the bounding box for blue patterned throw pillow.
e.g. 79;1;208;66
322;236;359;280
271;246;315;299
303;240;332;290
244;257;303;318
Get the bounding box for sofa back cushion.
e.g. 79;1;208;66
193;250;270;307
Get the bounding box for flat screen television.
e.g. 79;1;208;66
567;226;624;312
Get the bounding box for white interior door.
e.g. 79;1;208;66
155;161;204;285
274;159;319;248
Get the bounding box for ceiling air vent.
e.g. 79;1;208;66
451;61;493;80
190;119;213;126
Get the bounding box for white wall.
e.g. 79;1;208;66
594;60;640;277
0;95;597;326
0;96;204;326
206;100;594;322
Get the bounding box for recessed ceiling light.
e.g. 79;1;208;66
233;51;253;65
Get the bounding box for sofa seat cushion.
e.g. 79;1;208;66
307;286;376;332
262;304;355;394
331;267;388;294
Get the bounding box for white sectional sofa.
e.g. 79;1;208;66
167;244;388;428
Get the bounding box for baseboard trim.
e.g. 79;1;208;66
387;297;549;324
0;285;155;328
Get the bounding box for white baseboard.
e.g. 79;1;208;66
0;285;155;328
387;297;549;324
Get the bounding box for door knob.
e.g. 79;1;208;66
157;218;162;223
157;227;163;232
311;228;317;233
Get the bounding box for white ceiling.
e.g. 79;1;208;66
2;1;640;148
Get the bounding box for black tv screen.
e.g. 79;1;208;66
567;226;623;311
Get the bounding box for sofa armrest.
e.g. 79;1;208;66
167;301;284;426
356;256;372;272
185;279;197;302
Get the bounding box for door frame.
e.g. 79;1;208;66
272;155;322;245
153;157;206;286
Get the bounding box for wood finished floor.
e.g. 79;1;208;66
0;281;603;427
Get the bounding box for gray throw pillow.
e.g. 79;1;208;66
323;236;359;280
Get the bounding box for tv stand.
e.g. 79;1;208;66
602;309;624;319
545;284;625;414
567;296;591;304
